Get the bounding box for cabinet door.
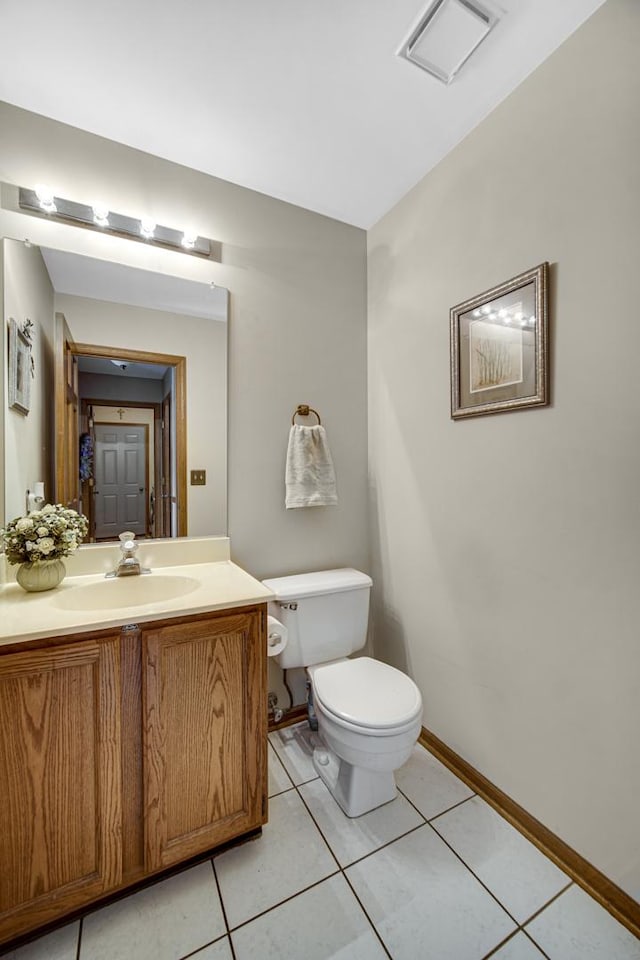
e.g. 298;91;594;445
0;638;122;942
143;609;266;871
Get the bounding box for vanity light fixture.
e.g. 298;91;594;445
140;218;156;239
35;184;57;214
92;203;110;227
18;186;217;260
398;0;499;85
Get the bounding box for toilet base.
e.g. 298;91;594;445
312;744;397;818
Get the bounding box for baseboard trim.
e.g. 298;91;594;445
268;704;307;732
419;727;640;940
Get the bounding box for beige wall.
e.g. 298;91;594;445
368;0;640;900
2;240;54;520
0;101;369;580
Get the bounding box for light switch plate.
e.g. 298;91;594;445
190;470;206;486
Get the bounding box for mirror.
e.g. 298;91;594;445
2;238;228;539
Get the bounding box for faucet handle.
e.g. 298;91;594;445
118;531;138;553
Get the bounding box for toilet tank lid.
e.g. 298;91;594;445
262;568;372;601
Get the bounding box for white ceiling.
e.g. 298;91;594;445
0;0;605;228
40;248;228;320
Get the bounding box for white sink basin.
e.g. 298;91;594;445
53;574;201;611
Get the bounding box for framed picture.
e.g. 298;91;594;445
8;317;31;415
450;262;549;420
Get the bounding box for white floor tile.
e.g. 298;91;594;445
489;932;548;959
526;884;640;960
80;862;225;960
396;744;474;819
299;776;424;866
1;922;79;960
268;742;294;797
432;796;569;922
183;937;233;960
268;722;319;785
346;824;516;960
231;874;388;960
214;789;337;928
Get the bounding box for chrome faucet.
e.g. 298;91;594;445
106;531;150;577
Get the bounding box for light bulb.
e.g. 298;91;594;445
481;306;491;315
528;315;536;325
93;203;110;227
35;184;56;213
140;218;156;239
182;230;198;249
515;311;524;321
473;309;482;317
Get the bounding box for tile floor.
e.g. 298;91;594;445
3;722;639;960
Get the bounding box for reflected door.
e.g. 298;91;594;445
94;424;148;539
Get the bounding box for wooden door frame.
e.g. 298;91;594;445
73;343;187;537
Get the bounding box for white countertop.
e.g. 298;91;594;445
0;552;274;646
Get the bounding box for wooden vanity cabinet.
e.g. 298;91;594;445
0;635;123;943
142;608;267;870
0;604;267;947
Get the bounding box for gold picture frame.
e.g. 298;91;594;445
450;262;549;420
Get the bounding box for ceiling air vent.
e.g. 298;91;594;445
399;0;499;85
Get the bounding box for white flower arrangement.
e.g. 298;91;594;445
1;504;89;565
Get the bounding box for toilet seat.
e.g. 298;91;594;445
310;657;422;733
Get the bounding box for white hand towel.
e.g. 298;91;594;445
285;424;338;508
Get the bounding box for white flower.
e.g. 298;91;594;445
41;504;55;514
16;518;34;532
37;537;55;554
37;526;49;537
25;540;34;551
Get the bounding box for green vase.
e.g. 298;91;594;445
16;559;66;593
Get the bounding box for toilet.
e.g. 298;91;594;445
262;569;423;818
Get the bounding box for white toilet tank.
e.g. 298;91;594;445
262;569;372;670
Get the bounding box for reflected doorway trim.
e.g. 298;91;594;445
81;400;160;540
71;343;188;537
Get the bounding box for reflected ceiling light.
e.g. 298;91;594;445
110;359;128;370
17;185;219;261
93;203;110;227
398;0;499;85
140;218;156;239
35;184;57;214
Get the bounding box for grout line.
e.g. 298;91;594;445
427;817;575;959
292;766;394;959
177;933;232;960
75;917;83;960
210;857;237;960
340;869;394;960
293;782;344;872
225;870;341;934
520;880;574;928
426;792;478;822
426;819;523;928
521;927;555;960
479;929;525;960
395;781;475;824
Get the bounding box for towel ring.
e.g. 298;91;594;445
291;404;321;426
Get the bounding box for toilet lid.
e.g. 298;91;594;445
312;657;422;730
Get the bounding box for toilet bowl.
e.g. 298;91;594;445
308;656;422;816
262;568;423;818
